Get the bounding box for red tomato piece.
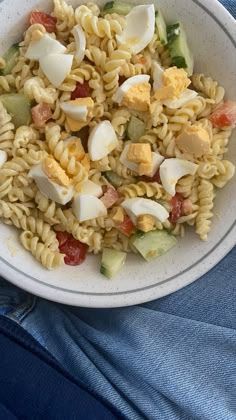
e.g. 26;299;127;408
56;231;71;248
57;232;88;266
140;169;161;184
117;216;135;237
101;186;119;209
209;101;236;128
31;103;52;128
71;82;91;100
169;193;184;224
182;199;193;216
30;11;57;33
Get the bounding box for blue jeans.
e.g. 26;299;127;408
0;246;236;420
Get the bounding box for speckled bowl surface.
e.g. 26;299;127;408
0;0;235;307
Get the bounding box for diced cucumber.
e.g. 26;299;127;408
127;116;146;141
100;248;127;279
104;171;123;188
0;44;19;76
155;10;168;45
167;22;194;76
0;93;31;128
102;1;132;15
131;229;177;262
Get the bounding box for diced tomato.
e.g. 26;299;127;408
32;103;52;128
117;215;135;237
57;232;88;266
30;11;57;33
169;193;184;224
71;82;91;100
56;231;71;248
101;186;119;209
140;169;161;184
209;101;236;128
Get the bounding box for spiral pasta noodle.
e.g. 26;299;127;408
196;180;215;241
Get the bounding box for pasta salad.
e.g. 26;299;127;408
0;0;235;278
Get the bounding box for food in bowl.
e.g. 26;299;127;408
0;0;235;279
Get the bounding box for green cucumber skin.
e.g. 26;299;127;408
127;116;145;141
155;10;168;45
167;22;194;75
100;248;127;279
0;93;32;128
104;171;123;188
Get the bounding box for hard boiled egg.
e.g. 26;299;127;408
72;25;86;64
39;53;73;88
121;198;169;224
72;194;107;222
78;180;102;197
116;5;155;54
0;150;7;168
88;120;118;161
152;61;164;91
120;144;164;176
162;89;198;109
29;163;74;205
60;98;94;122
160;158;198;196
113;75;151;111
25;34;66;60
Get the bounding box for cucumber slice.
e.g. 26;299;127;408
167;22;194;76
103;1;132;15
104;171;124;188
155;10;167;45
0;44;19;76
127;116;146;141
0;93;31;128
131;229;177;261
100;248;127;279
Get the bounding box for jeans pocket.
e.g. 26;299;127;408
0;277;36;323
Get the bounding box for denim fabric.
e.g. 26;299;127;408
0;1;236;420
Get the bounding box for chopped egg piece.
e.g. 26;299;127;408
116;5;155;54
162;89;198;109
42;156;70;187
29;163;74;205
64;136;85;161
138;162;153;176
176;125;211;157
72;24;86;64
72;194;107;222
60;98;94;122
120;144;164;176
113;75;151;111
78;180;102;197
39;53;73;88
88;120;118;161
152;61;164;91
137;214;155;232
154;67;191;101
127;143;152;164
121;198;169;224
0;150;7;168
25;34;66;60
160;158;198;196
66;118;88;132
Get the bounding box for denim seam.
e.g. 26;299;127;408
6;295;37;324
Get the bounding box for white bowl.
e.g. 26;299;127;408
0;0;235;307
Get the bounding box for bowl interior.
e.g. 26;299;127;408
0;0;235;307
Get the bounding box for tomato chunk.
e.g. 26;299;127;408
30;11;57;33
32;103;52;128
117;215;135;237
101;186;119;209
56;232;88;266
71;82;91;100
169;193;184;224
140;169;161;184
210;101;236;128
